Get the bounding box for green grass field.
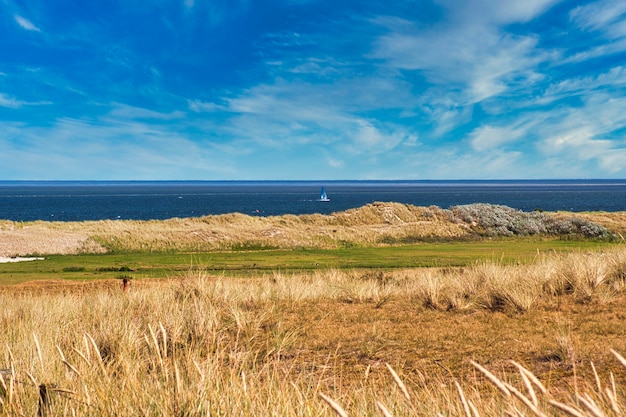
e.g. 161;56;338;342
0;237;618;285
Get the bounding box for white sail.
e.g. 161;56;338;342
318;187;330;202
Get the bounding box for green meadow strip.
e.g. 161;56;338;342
0;238;618;285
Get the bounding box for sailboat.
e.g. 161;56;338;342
318;186;330;202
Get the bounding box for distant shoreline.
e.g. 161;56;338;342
2;179;626;186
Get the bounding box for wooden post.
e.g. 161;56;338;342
0;369;12;413
38;384;49;417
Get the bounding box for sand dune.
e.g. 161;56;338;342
0;202;621;257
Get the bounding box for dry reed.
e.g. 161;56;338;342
2;249;626;415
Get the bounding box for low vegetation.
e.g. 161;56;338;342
0;203;617;256
2;248;626;415
449;203;612;238
0;239;617;286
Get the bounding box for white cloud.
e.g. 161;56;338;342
0;93;23;109
371;1;556;105
539;128;598;155
399;145;529;179
0;116;236;180
599;149;626;173
226;82;348;128
570;0;626;37
403;134;419;147
564;0;626;62
534;95;626;175
107;103;185;120
437;0;561;25
188;99;223;112
469;151;524;177
14;15;41;32
542;66;626;100
563;38;626;63
353;120;403;152
218;78;417;158
460;85;626;176
469;125;526;152
0;93;51;108
363;1;560;142
326;157;344;168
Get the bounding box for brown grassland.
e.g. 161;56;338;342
2;203;626;415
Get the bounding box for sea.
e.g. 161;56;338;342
0;180;625;222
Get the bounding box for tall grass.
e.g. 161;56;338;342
0;203;614;256
2;248;626;415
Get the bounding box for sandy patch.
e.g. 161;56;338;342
0;225;105;257
0;256;45;263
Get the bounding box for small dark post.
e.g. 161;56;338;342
38;384;49;417
0;369;10;413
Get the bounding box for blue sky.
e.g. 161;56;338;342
2;0;626;180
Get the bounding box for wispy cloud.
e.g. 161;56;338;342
107;103;185;121
214;78;417;160
564;0;626;63
14;15;41;32
572;41;626;63
188;100;224;112
0;93;25;109
371;1;558;105
470;93;626;176
469;125;527;152
570;0;626;37
0;114;237;180
540;66;626;102
0;93;50;108
538;95;626;162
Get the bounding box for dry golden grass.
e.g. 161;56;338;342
1;203;620;256
0;203;474;256
2;248;626;415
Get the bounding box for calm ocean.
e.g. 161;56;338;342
1;180;625;222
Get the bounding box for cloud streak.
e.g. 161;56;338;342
371;0;557;105
14;15;41;32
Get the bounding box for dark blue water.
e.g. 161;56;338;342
0;180;625;221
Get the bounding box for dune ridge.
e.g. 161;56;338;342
0;202;619;256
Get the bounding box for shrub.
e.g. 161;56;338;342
62;266;86;272
448;203;611;238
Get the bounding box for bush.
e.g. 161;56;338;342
448;203;611;238
62;266;86;272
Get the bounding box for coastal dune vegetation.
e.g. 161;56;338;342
0;202;618;256
2;202;626;415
